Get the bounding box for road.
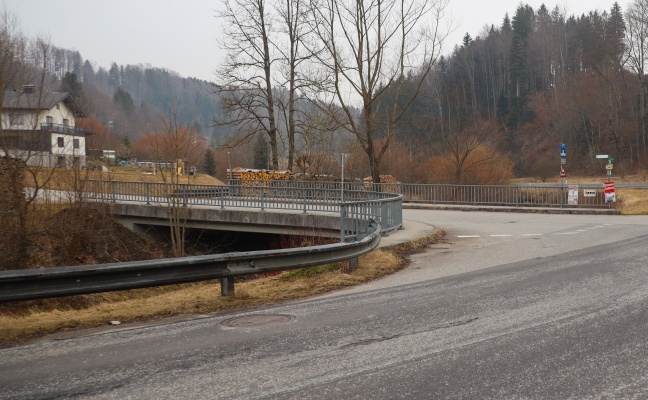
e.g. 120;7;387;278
1;210;648;399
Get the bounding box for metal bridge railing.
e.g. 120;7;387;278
372;182;610;209
224;179;610;208
81;180;404;238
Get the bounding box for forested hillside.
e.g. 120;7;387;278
26;47;221;143
7;1;648;183
383;1;646;180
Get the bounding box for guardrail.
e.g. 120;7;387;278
80;180;404;235
0;222;381;302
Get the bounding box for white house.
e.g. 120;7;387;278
1;85;88;169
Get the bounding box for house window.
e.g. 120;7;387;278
9;114;24;126
63;119;69;127
57;137;64;147
73;139;79;149
46;116;54;126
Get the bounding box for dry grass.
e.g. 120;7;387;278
29;167;223;191
0;230;444;345
616;189;648;215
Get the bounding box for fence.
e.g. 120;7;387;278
81;180;404;240
226;179;609;208
385;183;610;208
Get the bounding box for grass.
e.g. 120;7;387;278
29;166;224;192
616;189;648;215
0;230;444;345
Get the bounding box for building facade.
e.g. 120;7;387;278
1;85;88;169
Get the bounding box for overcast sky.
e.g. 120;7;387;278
4;0;611;82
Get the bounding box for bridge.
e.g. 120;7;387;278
83;179;614;241
82;179;405;241
1;179;618;302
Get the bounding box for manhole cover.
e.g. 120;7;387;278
221;314;295;328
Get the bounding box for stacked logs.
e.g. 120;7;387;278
363;175;399;193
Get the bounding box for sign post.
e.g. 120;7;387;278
335;153;349;204
606;157;614;180
559;144;567;206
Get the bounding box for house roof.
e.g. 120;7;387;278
2;89;87;118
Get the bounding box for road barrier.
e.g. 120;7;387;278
0;222;381;302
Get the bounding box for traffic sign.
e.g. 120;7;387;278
604;182;616;203
559;143;567;158
568;185;578;205
595;155;608;159
560;165;567;177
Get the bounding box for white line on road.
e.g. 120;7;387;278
457;235;481;238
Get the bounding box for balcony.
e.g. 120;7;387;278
40;123;85;136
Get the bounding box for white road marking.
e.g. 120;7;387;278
456;226;608;239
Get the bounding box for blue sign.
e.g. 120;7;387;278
559;143;567;158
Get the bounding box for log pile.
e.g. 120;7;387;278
229;168;290;181
363;175;399;193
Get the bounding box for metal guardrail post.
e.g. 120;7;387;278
146;183;150;205
111;181;116;203
340;204;347;242
220;277;235;297
260;188;265;211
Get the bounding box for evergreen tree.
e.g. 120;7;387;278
507;5;535;128
252;134;270;169
61;72;82;99
204;149;216;176
113;87;135;116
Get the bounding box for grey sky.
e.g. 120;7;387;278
4;0;611;82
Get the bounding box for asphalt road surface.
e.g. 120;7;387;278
2;210;648;399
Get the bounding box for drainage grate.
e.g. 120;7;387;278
221;314;296;328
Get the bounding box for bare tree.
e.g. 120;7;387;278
147;110;205;257
215;0;281;170
626;0;648;162
0;15;65;266
306;0;449;185
216;0;322;172
441;121;499;184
